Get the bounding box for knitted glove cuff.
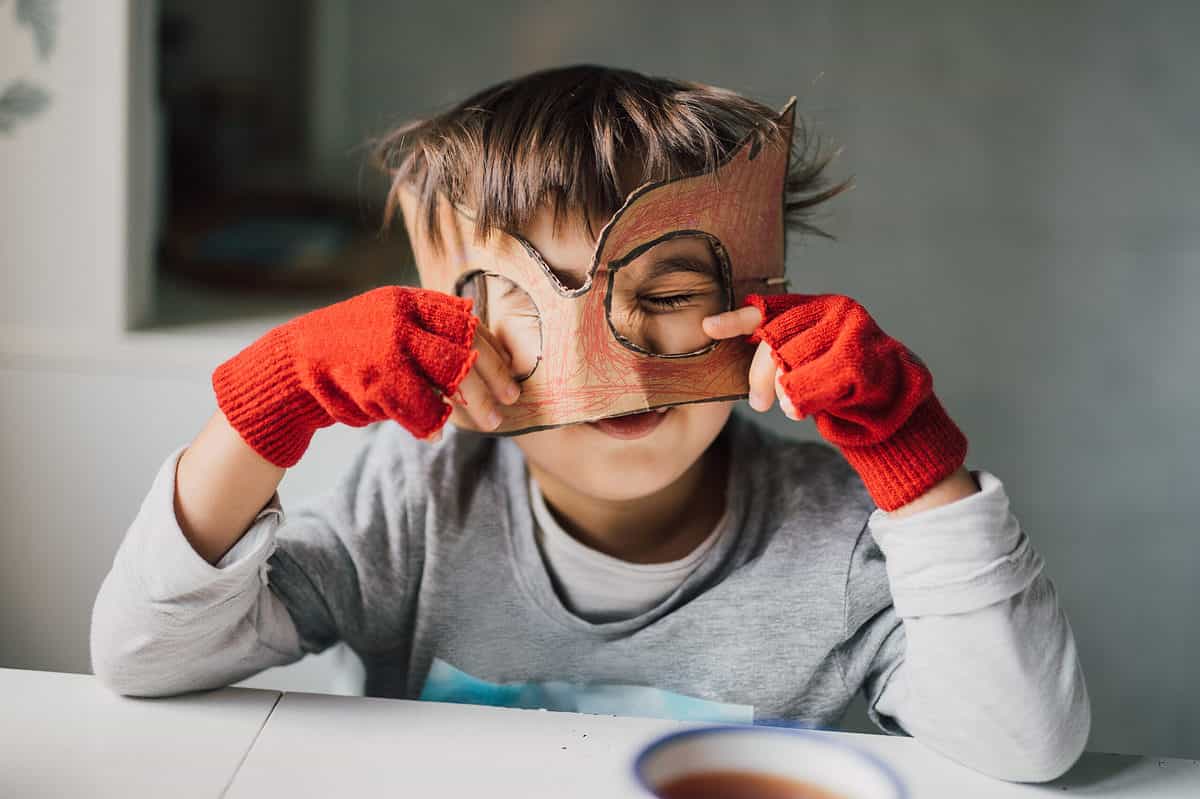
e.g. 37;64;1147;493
212;324;330;468
830;393;968;512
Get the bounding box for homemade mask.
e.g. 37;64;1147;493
398;99;796;435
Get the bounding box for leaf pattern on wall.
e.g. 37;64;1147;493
0;79;51;132
16;0;57;60
2;0;57;133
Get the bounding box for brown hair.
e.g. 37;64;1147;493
374;64;848;251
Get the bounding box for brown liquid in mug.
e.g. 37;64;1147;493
656;770;848;799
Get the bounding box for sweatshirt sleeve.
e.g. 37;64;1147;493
92;421;420;698
843;469;1091;783
90;445;305;696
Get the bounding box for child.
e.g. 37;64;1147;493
91;65;1089;782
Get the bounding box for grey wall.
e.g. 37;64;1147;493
1;0;1197;761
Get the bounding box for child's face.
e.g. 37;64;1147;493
506;207;734;502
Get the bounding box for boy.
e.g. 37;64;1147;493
91;65;1089;782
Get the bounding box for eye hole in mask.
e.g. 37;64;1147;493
605;233;732;357
456;271;543;381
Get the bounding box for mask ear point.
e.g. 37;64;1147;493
778;97;798;137
772;97;799;158
741;97;800;163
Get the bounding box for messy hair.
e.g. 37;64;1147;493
374;64;848;251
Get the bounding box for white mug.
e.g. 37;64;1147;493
632;725;907;799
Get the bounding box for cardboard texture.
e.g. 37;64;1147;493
399;99;797;435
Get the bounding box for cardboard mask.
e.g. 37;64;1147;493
397;98;796;435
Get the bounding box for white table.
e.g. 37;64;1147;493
3;670;1198;798
0;667;280;798
226;690;1200;798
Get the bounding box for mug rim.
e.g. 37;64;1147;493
631;724;909;799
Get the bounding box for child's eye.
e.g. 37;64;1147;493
641;293;697;311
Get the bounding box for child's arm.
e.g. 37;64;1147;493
90;418;418;697
706;296;1089;780
844;476;1090;782
172;410;286;564
90;441;302;696
92;286;518;695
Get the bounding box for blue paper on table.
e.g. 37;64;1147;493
419;657;755;724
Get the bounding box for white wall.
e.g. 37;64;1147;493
0;0;127;337
2;0;1198;760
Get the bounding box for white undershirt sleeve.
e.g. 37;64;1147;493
866;470;1091;782
90;446;303;696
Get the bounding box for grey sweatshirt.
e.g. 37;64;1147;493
91;411;1090;782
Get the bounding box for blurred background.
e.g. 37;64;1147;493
1;0;1197;760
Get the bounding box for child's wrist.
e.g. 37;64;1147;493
212;324;332;469
827;394;968;512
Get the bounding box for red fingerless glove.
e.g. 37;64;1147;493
744;293;968;511
213;286;478;468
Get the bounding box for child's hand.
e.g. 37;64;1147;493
702;294;968;511
701;294;926;424
444;324;523;435
213;286;516;468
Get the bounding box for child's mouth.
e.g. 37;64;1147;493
586;407;670;440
